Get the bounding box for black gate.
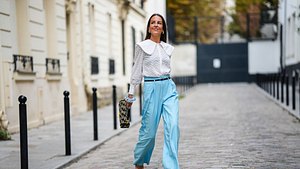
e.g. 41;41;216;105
197;42;249;83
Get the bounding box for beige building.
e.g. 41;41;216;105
0;0;166;133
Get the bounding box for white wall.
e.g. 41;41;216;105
171;44;197;76
278;0;300;67
248;40;280;74
0;0;70;132
144;0;166;20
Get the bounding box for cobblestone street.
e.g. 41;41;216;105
64;83;300;169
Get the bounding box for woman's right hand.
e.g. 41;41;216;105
126;94;133;108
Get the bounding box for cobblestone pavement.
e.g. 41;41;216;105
63;83;300;169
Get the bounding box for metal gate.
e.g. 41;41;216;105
197;42;249;83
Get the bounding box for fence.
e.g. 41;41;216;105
256;72;300;120
172;76;197;95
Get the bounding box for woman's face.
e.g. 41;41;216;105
148;15;164;38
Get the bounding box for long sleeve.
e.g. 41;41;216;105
129;45;144;95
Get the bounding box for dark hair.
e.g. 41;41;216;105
145;13;167;42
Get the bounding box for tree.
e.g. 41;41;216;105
167;0;225;43
228;0;278;39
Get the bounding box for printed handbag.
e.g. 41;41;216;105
118;99;130;128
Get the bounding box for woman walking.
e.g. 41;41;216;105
126;13;180;169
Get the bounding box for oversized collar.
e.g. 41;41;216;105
137;39;174;56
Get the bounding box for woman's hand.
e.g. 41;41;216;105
126;94;134;108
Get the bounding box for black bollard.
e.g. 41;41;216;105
299;78;300;115
256;74;258;86
273;74;276;98
270;75;272;95
127;83;131;122
265;74;271;94
276;74;279;100
281;74;284;103
139;84;142;116
92;87;98;140
63;91;71;155
268;75;271;94
292;74;296;110
19;95;28;169
286;75;289;106
112;85;117;130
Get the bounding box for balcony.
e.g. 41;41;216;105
46;58;62;81
13;54;36;81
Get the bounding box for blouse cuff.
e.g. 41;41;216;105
128;84;136;95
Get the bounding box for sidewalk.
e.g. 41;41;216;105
0;99;141;169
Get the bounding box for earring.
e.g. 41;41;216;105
162;31;164;34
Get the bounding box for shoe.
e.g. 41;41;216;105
135;165;144;169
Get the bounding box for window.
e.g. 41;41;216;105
140;31;144;41
91;56;99;74
109;59;115;75
132;26;136;62
140;0;144;9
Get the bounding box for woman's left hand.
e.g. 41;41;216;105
126;94;134;108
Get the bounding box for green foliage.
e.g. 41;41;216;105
167;0;279;41
167;0;224;43
0;129;11;140
228;0;278;38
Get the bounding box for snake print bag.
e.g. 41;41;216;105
118;99;130;128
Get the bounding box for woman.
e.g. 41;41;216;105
126;13;180;169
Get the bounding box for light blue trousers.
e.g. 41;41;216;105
133;76;180;169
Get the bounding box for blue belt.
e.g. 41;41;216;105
144;77;171;82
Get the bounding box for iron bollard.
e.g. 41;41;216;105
19;95;28;169
270;75;272;95
286;75;289;106
127;83;132;122
92;87;98;140
139;84;142;116
299;78;300;115
63;91;71;155
276;74;279;100
281;74;284;103
292;74;296;110
112;85;117;130
256;73;261;87
265;74;270;94
273;74;276;98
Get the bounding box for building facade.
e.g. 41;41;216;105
279;0;300;70
0;0;166;133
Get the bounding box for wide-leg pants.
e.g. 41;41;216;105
133;76;180;169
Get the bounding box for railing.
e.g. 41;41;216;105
13;55;34;73
256;72;300;119
172;76;197;95
46;58;60;74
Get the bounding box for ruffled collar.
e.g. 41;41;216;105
137;39;174;56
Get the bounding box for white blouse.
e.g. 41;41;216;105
129;39;174;95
